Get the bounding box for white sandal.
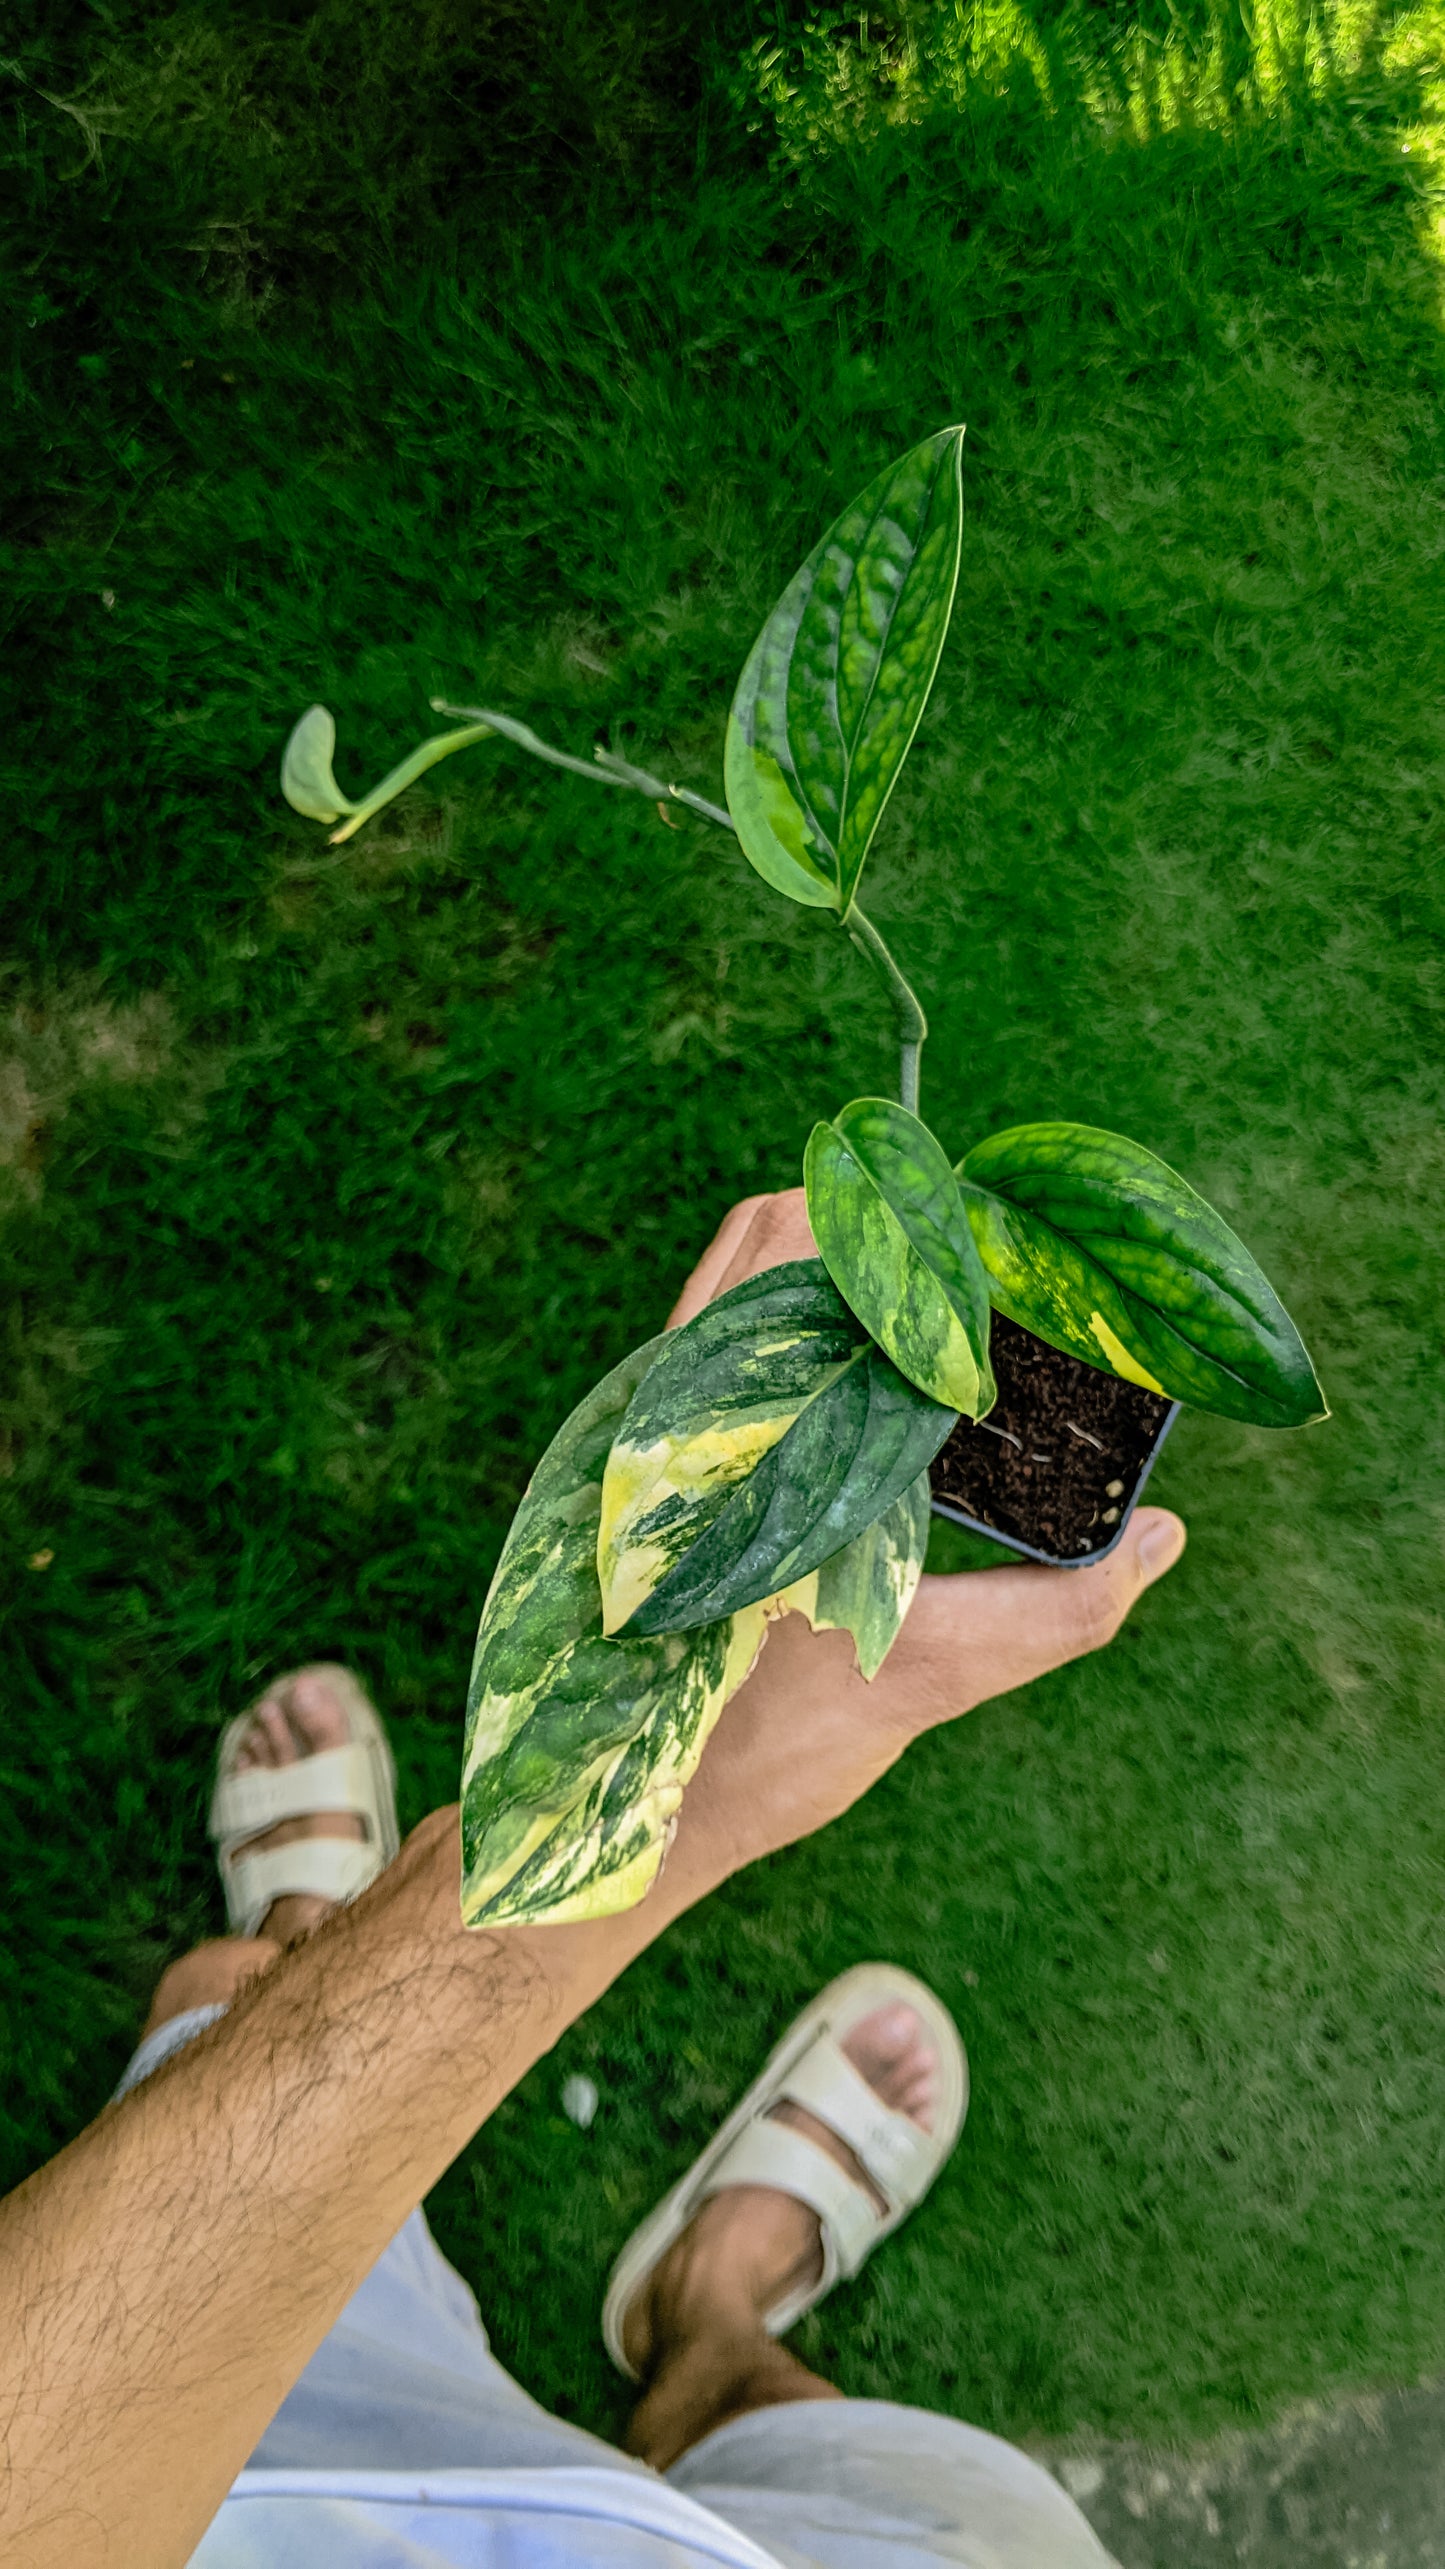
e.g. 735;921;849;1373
207;1663;400;1939
602;1962;968;2379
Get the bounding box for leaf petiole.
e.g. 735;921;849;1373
328;723;493;843
842;904;929;1114
429;700;735;832
433;700;930;1108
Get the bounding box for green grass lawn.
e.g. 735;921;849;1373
4;0;1445;2453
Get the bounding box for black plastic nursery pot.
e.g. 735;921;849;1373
929;1313;1180;1569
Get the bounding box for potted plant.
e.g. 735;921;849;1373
281;427;1326;1931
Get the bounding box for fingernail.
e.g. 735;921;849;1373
1136;1515;1186;1578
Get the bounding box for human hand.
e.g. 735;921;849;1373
667;1507;1185;1903
658;1190;1188;1904
666;1187;816;1327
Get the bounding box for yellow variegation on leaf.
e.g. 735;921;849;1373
959;1123;1326;1429
466;1603;765;1925
773;1471;930;1680
597;1261;956;1641
461;1337;766;1928
804;1098;995;1417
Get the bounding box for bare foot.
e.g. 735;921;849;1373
139;1668;373;2040
230;1666;367;1946
624;2002;939;2469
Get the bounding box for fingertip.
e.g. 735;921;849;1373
1132;1507;1187;1581
665;1195;769;1327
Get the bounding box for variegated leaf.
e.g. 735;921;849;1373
960;1122;1326;1429
460;1337;765;1928
805;1096;995;1417
598;1260;956;1639
776;1470;930;1680
464;1607;765;1926
724;429;966;913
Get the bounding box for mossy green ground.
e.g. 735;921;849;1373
4;0;1444;2453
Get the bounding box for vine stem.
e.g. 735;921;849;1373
431;701;733;831
431;699;927;1108
842;904;928;1116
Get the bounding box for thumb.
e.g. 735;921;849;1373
906;1505;1188;1729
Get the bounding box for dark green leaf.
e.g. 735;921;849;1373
776;1470;931;1680
461;1337;766;1926
598;1260;956;1638
960;1122;1327;1428
724;429;965;913
805;1096;995;1416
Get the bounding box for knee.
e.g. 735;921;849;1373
142;1934;282;2037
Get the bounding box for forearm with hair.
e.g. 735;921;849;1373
0;1804;715;2569
0;1537;1163;2569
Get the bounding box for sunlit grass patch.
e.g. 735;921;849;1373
734;0;1444;151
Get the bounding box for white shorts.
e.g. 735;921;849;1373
118;2008;1116;2569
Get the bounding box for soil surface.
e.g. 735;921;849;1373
929;1314;1175;1562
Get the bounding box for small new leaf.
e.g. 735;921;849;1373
805;1098;995;1417
598;1261;956;1639
461;1337;766;1928
776;1470;930;1680
724;429;966;914
960;1122;1327;1429
281;707;494;843
281;705;357;823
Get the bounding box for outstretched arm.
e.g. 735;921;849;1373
0;1197;1185;2569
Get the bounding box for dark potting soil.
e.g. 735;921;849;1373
929;1314;1175;1562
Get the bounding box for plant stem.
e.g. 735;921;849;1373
430;702;734;831
843;904;928;1114
431;700;928;1107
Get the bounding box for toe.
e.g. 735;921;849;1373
283;1668;352;1751
874;2003;917;2048
259;1699;298;1764
861;2006;915;2070
225;1669;369;1877
841;2002;940;2135
234;1693;284;1771
896;2070;938;2125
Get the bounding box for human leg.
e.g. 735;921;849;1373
616;1984;1116;2567
114;1669;370;2094
670;2400;1117;2569
622;2000;941;2471
116;1669;641;2478
134;1661;380;2055
247;2199;639;2474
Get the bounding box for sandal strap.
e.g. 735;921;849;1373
209;1745;376;1845
219;1839;382;1940
699;2119;876;2279
776;2033;936;2208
